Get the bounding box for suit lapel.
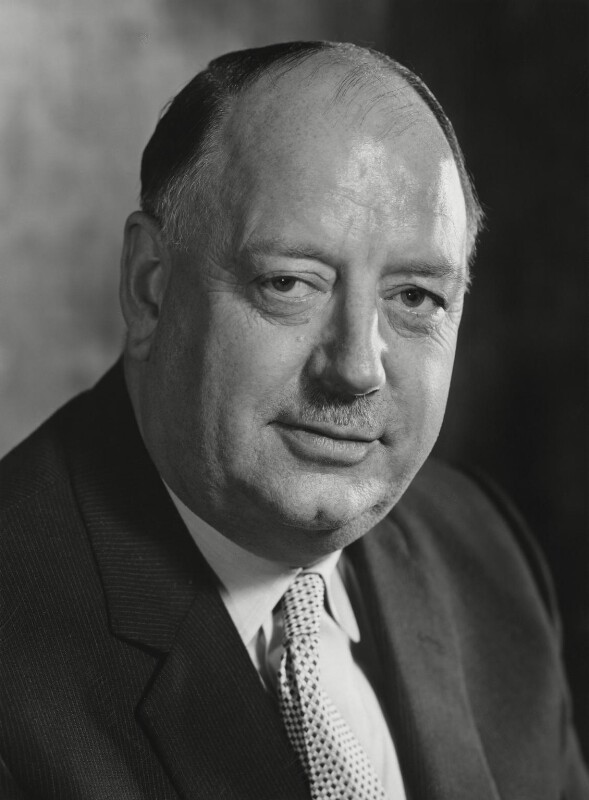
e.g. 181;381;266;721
66;362;502;799
136;580;308;800
66;361;203;652
65;363;309;800
349;514;501;800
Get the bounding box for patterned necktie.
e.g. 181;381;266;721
278;572;388;800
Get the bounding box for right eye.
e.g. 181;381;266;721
260;276;317;298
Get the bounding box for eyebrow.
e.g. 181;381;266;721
241;238;336;266
392;258;470;287
241;238;469;287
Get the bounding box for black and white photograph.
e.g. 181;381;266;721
0;1;587;798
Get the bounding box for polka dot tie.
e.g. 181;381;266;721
278;572;388;800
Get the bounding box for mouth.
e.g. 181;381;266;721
273;421;381;466
281;420;379;442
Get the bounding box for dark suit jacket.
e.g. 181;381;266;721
1;363;587;800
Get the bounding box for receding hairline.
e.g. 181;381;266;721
140;41;484;260
217;49;437;152
211;57;460;235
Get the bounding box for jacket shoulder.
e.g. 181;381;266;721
0;395;83;516
393;458;558;624
0;363;122;517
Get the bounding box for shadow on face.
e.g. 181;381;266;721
122;54;468;565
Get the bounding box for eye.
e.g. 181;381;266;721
270;276;299;293
394;288;445;314
260;275;317;299
401;288;426;307
382;285;448;333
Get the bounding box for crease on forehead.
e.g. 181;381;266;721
211;55;461;251
219;59;451;186
225;57;436;155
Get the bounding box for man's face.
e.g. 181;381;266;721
138;70;468;564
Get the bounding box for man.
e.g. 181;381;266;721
1;41;587;800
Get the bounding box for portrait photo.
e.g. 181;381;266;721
0;1;587;797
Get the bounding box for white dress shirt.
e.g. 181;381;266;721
167;488;406;799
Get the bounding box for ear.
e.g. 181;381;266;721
119;211;169;362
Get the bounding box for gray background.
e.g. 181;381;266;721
1;0;586;756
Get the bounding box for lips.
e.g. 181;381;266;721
273;420;382;466
280;420;379;443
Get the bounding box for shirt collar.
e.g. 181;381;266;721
165;486;360;646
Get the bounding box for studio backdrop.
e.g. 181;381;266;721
0;0;586;757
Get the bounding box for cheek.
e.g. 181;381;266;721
418;353;455;438
390;338;456;429
202;308;311;418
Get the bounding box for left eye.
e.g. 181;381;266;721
396;288;442;312
401;289;428;307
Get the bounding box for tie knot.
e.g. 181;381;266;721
282;572;325;642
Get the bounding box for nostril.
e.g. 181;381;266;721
326;345;386;397
305;303;387;396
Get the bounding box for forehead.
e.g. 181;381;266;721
215;58;467;262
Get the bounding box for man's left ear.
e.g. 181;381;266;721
119;211;170;362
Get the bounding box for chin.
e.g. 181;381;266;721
223;446;425;562
278;495;395;565
254;472;396;532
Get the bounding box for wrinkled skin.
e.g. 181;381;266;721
121;59;468;566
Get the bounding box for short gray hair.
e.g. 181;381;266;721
140;41;484;262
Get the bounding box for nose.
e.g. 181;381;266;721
309;294;387;397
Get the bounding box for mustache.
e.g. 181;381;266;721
278;384;388;429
